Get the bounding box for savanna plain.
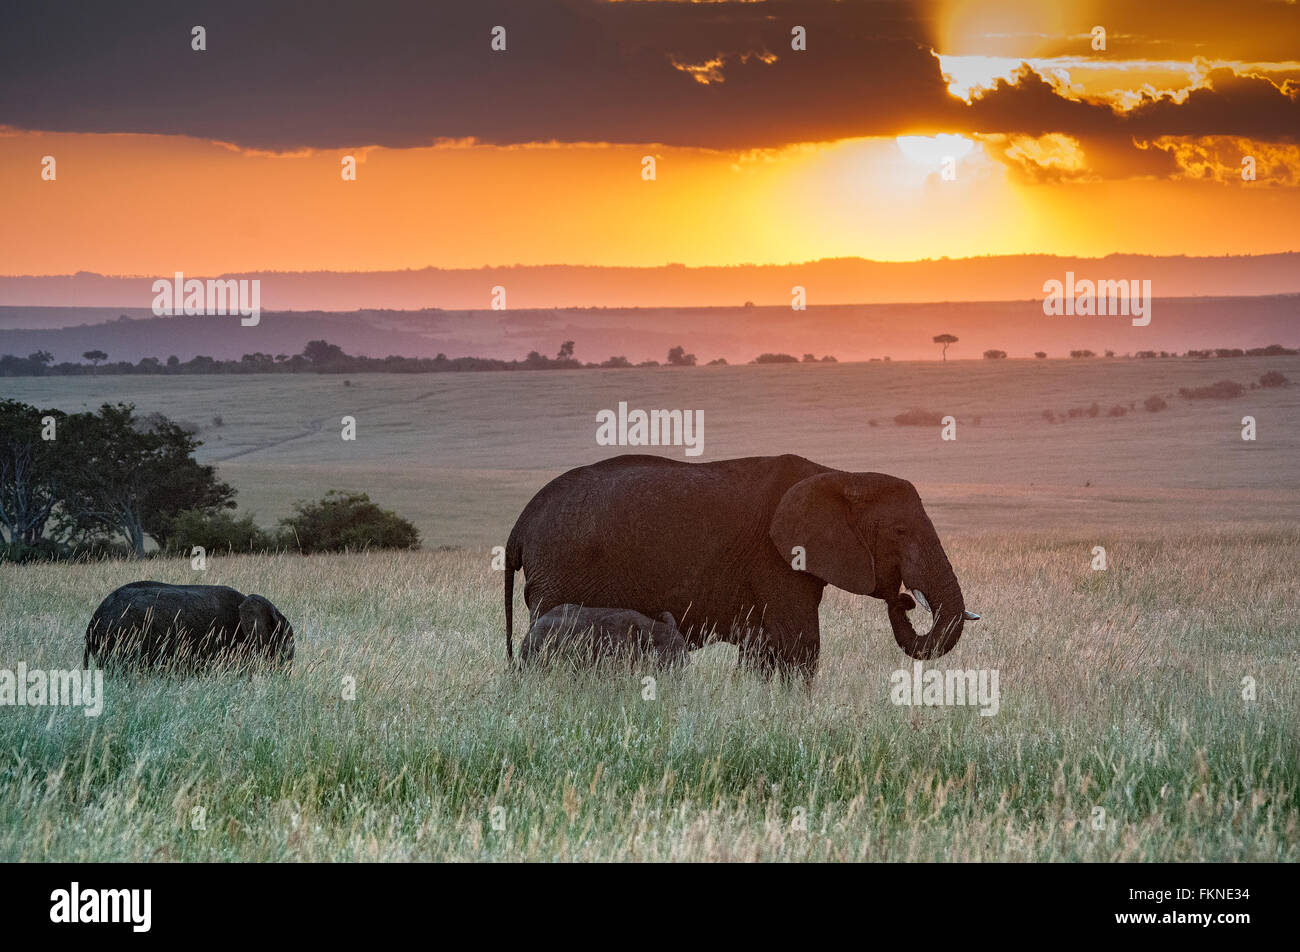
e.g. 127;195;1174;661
2;356;1298;860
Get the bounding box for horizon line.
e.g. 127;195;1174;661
3;249;1300;281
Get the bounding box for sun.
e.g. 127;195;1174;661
895;134;976;169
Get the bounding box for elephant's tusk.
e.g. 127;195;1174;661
963;610;980;621
911;589;931;613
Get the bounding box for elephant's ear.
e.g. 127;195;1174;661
770;473;876;595
238;595;275;646
657;611;677;629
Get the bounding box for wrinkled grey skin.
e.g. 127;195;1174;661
506;454;972;679
520;605;688;669
85;581;295;672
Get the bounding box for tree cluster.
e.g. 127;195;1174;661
0;401;421;561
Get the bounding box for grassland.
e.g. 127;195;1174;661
4;355;1298;546
2;528;1297;861
1;358;1297;860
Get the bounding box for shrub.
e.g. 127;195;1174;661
1107;404;1127;417
1042;410;1056;423
1070;350;1096;359
1245;345;1297;356
1034;352;1047;359
983;350;1007;360
752;353;799;364
279;491;420;554
1179;380;1244;400
1259;371;1289;388
1144;395;1168;412
0;538;67;563
165;509;276;555
894;409;944;427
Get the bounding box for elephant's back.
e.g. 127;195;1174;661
508;454;829;627
511;455;724;545
89;581;244;636
513;453;825;530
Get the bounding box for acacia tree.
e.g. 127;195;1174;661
933;334;958;360
57;404;235;557
667;345;697;366
302;340;345;366
0;400;69;549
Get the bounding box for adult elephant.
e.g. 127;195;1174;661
504;454;972;676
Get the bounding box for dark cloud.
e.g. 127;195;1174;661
1;0;952;150
1124;69;1300;141
1;0;1295;164
960;65;1298;142
962;65;1298;180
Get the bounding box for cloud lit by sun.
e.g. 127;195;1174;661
935;54;1030;100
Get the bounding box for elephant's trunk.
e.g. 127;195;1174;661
888;560;965;660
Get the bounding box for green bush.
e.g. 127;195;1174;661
279;491;420;554
0;538;66;564
165;508;277;555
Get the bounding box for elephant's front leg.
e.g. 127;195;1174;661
736;609;820;681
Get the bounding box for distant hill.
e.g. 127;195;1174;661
1;253;1298;312
1;296;1296;365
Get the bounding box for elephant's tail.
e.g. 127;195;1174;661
84;620;96;669
504;538;522;663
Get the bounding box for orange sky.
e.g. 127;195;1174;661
3;129;1297;276
1;0;1296;279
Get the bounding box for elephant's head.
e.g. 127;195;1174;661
770;471;972;659
238;594;296;666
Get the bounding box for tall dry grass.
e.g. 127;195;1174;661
2;524;1296;860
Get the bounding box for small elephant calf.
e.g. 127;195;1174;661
520;605;688;669
85;581;295;672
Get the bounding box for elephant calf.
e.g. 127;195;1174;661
520;605;688;669
85;581;295;672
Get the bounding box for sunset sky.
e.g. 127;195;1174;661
2;0;1297;278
